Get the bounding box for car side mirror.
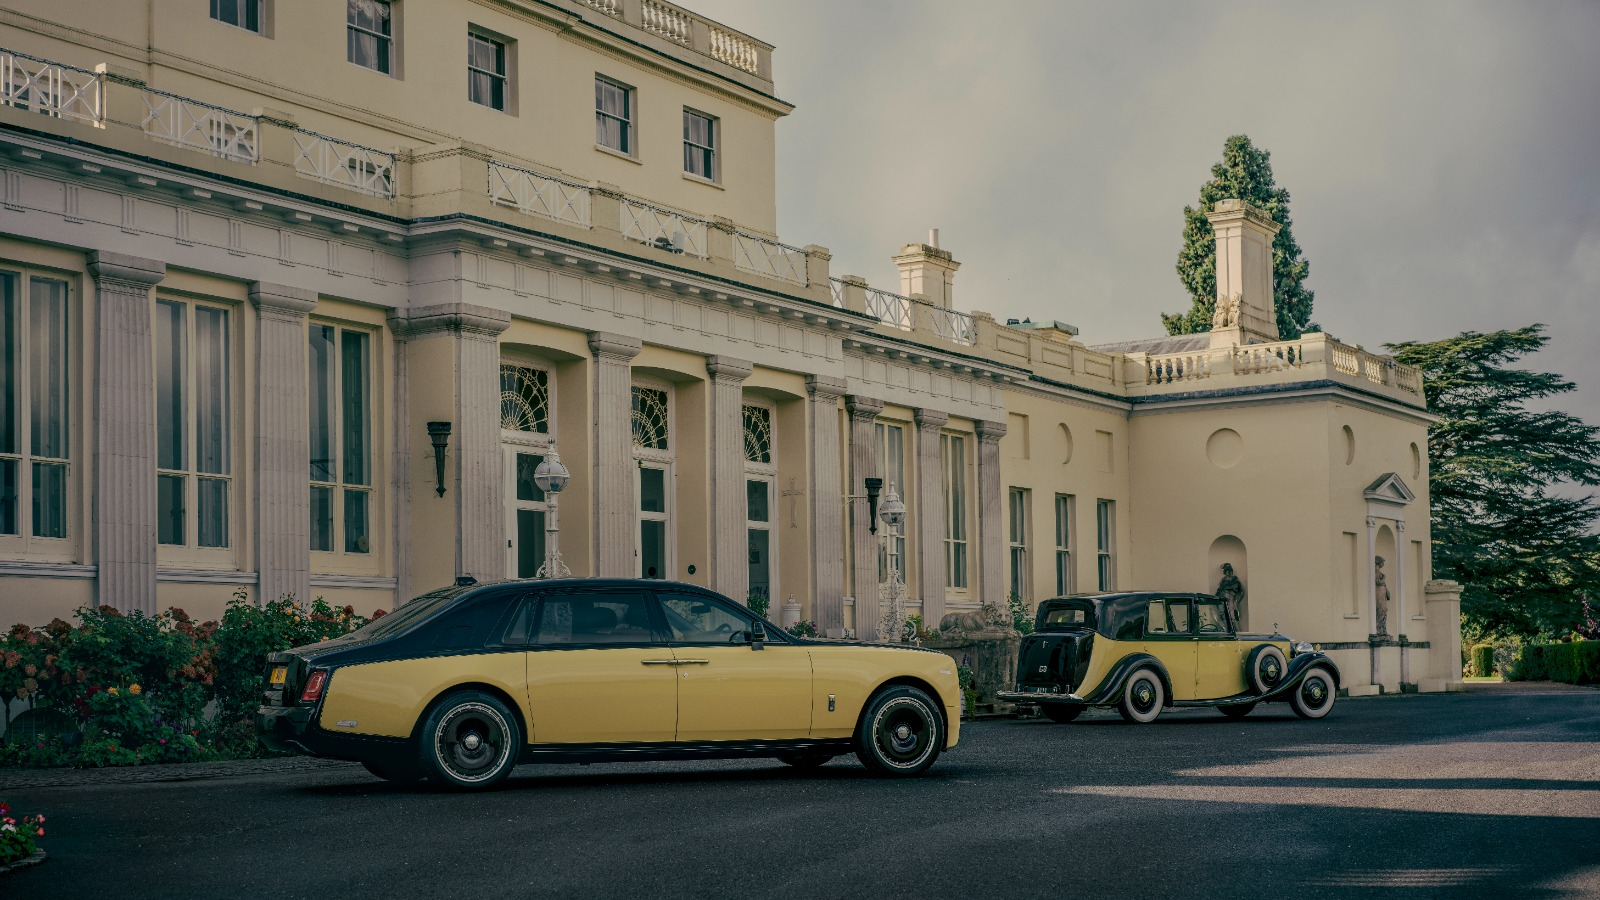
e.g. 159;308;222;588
748;619;767;650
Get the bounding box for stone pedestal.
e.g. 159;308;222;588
922;627;1021;713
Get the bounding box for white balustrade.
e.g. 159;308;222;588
1393;364;1423;396
292;129;395;199
488;161;591;228
641;0;693;45
1147;352;1212;384
141;90;258;163
864;287;913;331
732;232;806;286
709;28;760;74
1329;340;1389;385
1233;342;1301;375
583;0;621;16
621;199;707;258
930;305;977;346
0;48;102;125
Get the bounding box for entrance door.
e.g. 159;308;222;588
638;462;670;579
504;446;547;578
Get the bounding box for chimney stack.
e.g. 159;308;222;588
893;231;959;309
1206;199;1281;347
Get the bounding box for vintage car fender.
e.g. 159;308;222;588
1081;652;1175;707
1258;652;1341;702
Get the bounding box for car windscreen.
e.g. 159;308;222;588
346;587;472;640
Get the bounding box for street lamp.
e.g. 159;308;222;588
877;482;909;643
533;448;571;579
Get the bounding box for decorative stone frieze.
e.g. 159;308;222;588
806;374;848;634
974;418;1008;606
249;282;317;605
845;394;884;638
88;251;166;613
706;355;753;602
913;407;949;625
589;331;643;576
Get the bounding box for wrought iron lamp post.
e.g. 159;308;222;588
533;448;571;578
877;482;909;643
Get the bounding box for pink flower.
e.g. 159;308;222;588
36;815;44;823
36;828;44;836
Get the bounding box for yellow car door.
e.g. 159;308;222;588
1140;596;1199;701
1195;596;1249;697
522;588;678;744
655;589;813;742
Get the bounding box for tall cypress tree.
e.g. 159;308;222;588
1387;326;1600;639
1162;135;1316;339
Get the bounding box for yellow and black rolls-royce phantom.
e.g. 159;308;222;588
257;578;960;789
996;593;1339;723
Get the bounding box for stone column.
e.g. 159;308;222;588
913;408;949;626
89;251;165;613
706;356;752;603
807;375;847;635
395;304;510;581
1423;579;1464;692
589;332;642;576
249;283;316;605
846;395;884;638
975;418;1008;606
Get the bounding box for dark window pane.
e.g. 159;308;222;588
747;528;769;601
341;331;369;486
308;326;335;482
194;306;229;475
516;508;545;579
515;452;545;503
745;479;768;522
640;519;666;579
0;459;14;534
157;473;185;545
344;489;370;553
640;466;665;514
534;592;658;644
29;279;67;460
0;272;16;454
310;485;333;552
155;300;185;471
432;591;519;651
198;477;228;548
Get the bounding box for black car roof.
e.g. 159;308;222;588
453;577;718;600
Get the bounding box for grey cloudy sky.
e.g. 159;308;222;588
693;0;1600;428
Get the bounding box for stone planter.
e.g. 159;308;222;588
921;627;1021;714
0;849;47;876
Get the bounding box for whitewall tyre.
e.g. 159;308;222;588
1290;667;1338;720
1246;645;1289;695
854;685;944;777
1117;669;1165;724
418;691;522;790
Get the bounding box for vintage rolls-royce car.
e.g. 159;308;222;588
257;578;959;789
996;592;1339;724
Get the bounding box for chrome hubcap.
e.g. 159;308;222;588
435;702;510;783
874;698;935;768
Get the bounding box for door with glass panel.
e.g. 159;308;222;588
637;463;670;579
504;446;548;579
746;476;773;603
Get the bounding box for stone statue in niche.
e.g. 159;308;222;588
1216;562;1245;626
1374;556;1391;636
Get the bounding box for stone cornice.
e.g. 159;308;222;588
845;394;885;421
914;408;950;430
248;282;318;319
391;303;512;340
588;331;643;360
974;419;1008;443
705;355;753;380
1206;199;1281;235
87;251;165;289
806;374;848;400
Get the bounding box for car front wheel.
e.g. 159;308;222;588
1290;667;1337;719
1117;669;1164;724
854;685;944;777
417;690;522;790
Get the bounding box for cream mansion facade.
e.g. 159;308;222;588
0;0;1459;692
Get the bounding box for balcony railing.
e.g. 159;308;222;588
141;88;258;163
291;128;395;199
641;0;693;45
0;48;102;125
1139;336;1422;399
488;161;591;228
583;0;622;16
708;28;760;75
930;305;977;346
621;198;708;258
865;287;913;331
732;231;806;286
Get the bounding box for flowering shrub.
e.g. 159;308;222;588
0;801;45;865
786;620;819;638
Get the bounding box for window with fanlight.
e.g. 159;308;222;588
632;384;672;579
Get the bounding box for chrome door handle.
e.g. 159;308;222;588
641;659;677;666
673;659;710;665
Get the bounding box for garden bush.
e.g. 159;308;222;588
0;801;45;865
1507;640;1600;685
1469;643;1496;678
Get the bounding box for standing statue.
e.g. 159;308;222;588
1374;556;1391;636
1215;562;1245;626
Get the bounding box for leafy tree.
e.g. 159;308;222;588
1163;135;1316;339
1387;326;1600;639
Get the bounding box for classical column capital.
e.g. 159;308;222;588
391;303;511;340
1396;520;1407;533
588;331;643;360
845;394;884;422
706;355;753;381
248;282;317;320
87;251;165;288
914;407;949;431
975;418;1008;444
806;373;848;401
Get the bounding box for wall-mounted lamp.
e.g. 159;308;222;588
427;421;452;497
863;477;883;534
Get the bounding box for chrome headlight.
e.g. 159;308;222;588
1293;641;1314;656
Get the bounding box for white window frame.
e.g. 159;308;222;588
347;0;394;75
467;30;509;112
1008;487;1029;603
633;380;673;579
308;321;377;572
1096;498;1116;591
500;358;554;578
874;421;907;583
941;432;969;591
683;108;717;182
595;75;635;156
743;400;776;604
0;267;74;562
1054;493;1075;596
154;295;237;566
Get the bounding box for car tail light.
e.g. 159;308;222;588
300;670;328;703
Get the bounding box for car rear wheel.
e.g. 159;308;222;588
1246;645;1289;695
417;690;521;790
362;758;427;784
1117;669;1164;724
1290;666;1337;719
854;685;944;777
1041;703;1083;724
1217;702;1256;720
777;751;836;769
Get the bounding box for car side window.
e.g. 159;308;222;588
1144;598;1194;637
658;592;758;644
1167;599;1193;634
433;591;521;651
533;591;661;645
1145;600;1169;635
1195;599;1229;634
499;596;535;646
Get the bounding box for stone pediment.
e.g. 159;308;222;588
1363;472;1415;506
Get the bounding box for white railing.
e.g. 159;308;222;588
865;287;913;331
641;0;693;45
488;161;591;228
732;232;806;286
1233;342;1301;375
1330;341;1388;385
0;48;102;125
141;89;258;163
930;305;977;345
583;0;621;16
1392;364;1423;396
709;28;760;74
621;198;707;257
1147;352;1213;384
292;129;395;199
829;277;845;308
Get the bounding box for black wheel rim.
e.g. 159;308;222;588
1259;655;1283;687
1301;675;1331;709
434;702;511;783
1129;677;1158;715
872;698;936;769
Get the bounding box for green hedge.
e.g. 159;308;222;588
1507;641;1600;684
1469;644;1496;678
